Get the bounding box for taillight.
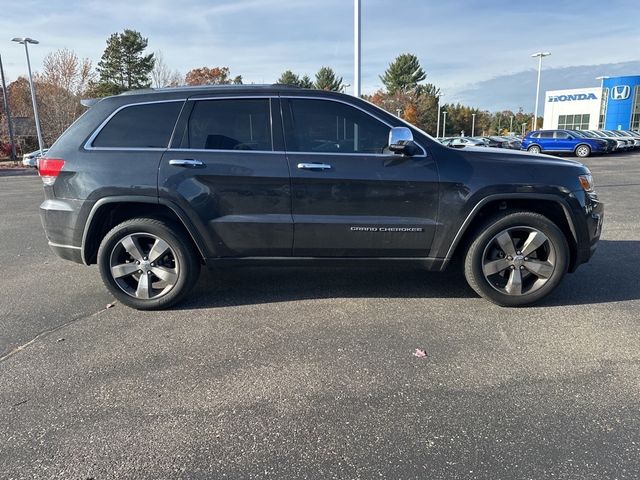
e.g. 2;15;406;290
38;158;65;186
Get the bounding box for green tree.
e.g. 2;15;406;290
95;29;155;96
380;53;426;94
314;67;343;91
277;70;301;86
300;75;314;89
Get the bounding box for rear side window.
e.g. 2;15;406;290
92;101;182;148
182;99;273;151
539;131;554;138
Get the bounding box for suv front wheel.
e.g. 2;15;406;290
575;144;591;158
97;218;201;310
464;211;569;306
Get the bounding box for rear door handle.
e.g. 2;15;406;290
297;162;332;170
169;159;204;168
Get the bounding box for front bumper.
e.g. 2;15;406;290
569;190;604;271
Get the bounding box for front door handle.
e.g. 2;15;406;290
169;159;204;168
297;162;332;170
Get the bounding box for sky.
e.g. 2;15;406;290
0;0;639;112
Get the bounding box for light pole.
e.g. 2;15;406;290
522;122;527;136
436;97;441;137
531;51;551;131
12;37;45;153
0;54;17;161
442;111;448;138
436;94;444;137
510;115;514;134
353;0;361;98
471;113;476;137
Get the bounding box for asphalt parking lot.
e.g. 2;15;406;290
1;152;638;479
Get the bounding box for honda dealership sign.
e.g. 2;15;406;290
610;85;631;100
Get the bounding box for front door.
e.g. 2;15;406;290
282;97;439;257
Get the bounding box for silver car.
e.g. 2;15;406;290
21;149;48;168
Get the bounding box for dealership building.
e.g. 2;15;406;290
543;75;640;131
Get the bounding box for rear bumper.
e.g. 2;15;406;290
40;198;85;264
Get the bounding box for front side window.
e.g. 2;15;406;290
92;101;182;148
183;99;273;151
283;99;390;154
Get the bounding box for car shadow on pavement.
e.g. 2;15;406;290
177;239;639;310
180;265;472;310
544;239;640;306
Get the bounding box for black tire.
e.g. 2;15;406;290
464;211;569;307
527;145;542;154
97;218;201;310
575;144;591;158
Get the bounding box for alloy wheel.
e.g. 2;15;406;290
481;226;557;296
109;233;179;300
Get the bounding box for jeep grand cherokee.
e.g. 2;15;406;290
37;85;604;309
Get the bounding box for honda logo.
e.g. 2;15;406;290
610;85;631;100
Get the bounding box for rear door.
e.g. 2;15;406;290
282;97;439;257
158;96;292;258
553;131;573;151
537;131;555;151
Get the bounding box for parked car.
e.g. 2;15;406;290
571;131;615;153
575;130;621;152
609;130;640;149
37;85;603;309
22;148;49;168
495;136;522;150
588;130;633;151
442;137;487;148
473;136;506;148
521;130;608;157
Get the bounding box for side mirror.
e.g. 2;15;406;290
388;127;416;155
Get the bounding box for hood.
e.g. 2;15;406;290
452;145;586;168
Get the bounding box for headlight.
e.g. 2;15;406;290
578;174;594;192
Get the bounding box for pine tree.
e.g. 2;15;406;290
380;53;426;94
314;67;343;91
299;75;314;89
277;70;301;86
95;30;155;96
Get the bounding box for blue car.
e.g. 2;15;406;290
521;129;609;158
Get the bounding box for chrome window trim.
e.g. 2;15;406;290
83;94;428;157
84;99;186;151
167;148;284;155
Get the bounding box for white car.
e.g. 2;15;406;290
22;149;48;168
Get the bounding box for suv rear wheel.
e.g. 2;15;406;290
527;145;541;154
97;218;201;310
464;211;569;306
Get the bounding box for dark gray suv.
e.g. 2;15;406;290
38;85;603;309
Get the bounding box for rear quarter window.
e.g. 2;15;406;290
91;101;183;148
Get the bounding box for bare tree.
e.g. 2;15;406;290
167;70;184;87
28;49;95;144
151;50;173;88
